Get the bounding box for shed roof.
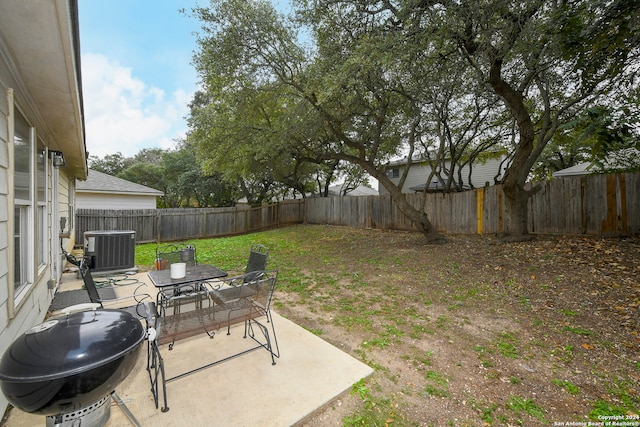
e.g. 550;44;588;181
77;170;164;196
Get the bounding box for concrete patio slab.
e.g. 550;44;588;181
2;272;373;427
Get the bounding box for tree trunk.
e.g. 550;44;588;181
502;183;530;239
374;170;444;242
500;151;534;240
488;59;536;241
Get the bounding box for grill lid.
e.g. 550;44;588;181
0;309;144;382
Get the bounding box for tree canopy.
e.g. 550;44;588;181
184;0;638;240
91;0;639;238
89;145;238;208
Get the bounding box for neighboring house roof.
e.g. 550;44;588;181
328;185;378;196
77;170;164;196
553;149;640;178
552;162;592;178
386;151;506;168
386;156;421;168
236;184;378;204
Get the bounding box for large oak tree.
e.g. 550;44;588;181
187;0;638;240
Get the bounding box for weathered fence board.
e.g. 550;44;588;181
75;204;297;245
75;209;157;243
626;172;640;234
75;172;640;246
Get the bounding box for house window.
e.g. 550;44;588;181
386;168;399;178
13;108;32;293
12;108;46;297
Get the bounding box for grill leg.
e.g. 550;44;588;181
111;391;142;427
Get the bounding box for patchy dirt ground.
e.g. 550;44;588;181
269;226;639;426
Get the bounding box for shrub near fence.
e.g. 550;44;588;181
75;171;640;245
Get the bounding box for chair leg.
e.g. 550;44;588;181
147;340;169;412
246;313;280;365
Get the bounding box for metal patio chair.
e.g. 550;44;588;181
155;243;197;270
227;244;269;282
62;252;153;318
146;269;280;412
154;243;200;301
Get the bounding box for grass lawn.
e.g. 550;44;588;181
136;225;640;426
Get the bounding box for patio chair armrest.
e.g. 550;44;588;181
223;269;247;281
222;271;266;287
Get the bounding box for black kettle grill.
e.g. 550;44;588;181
0;308;145;426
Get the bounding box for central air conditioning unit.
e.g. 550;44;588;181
84;230;137;273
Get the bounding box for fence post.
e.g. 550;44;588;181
156;210;161;243
497;187;503;234
476;188;484;234
73;171;640;242
303;199;308;224
201;209;206;238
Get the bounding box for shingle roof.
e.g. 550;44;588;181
328;185;378;196
552;162;592;177
76;169;164;196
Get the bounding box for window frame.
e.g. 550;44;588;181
386;168;400;179
8;100;50;316
12;108;34;302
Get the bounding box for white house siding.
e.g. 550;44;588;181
379;157;506;195
77;192;158;209
0;77;52;366
0;50;77;415
465;157;507;187
57;174;74;271
59;174;74;246
0;0;87;415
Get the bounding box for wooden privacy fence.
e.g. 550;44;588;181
75;199;305;244
305;172;639;236
75;172;639;245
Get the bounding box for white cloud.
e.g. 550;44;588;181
81;53;192;158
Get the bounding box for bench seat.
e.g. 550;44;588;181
146;270;280;412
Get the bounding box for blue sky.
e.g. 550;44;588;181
79;1;205;158
79;1;296;159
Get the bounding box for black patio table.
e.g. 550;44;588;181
147;264;228;289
